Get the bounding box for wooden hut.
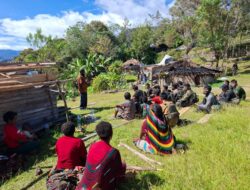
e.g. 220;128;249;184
144;60;222;86
0;62;68;141
123;59;141;73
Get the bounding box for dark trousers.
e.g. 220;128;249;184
9;141;40;155
80;92;88;109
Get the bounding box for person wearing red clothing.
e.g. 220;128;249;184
3;111;39;154
76;121;126;190
56;122;87;169
151;88;163;105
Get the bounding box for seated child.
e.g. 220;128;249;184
76;121;126;190
140;96;150;118
55;122;87;170
47;122;87;190
114;92;136;120
3;111;39;155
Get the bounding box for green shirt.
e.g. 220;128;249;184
234;86;246;100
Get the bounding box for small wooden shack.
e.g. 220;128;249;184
123;59;141;73
144;60;222;86
0;62;67;141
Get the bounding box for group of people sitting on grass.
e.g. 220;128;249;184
114;82;199;122
1;77;246;190
114;79;246;155
2;110;125;189
198;79;246;113
47;121;126;190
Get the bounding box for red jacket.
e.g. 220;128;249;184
151;96;163;104
56;136;87;169
77;76;88;93
3;123;27;148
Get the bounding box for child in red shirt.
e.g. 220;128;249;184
3;111;39;154
56;122;87;169
76;121;126;190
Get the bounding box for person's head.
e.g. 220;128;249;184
224;80;229;86
151;104;164;121
146;83;150;89
124;92;131;100
96;121;113;142
132;85;138;91
203;85;212;95
3;111;17;124
163;85;168;91
80;69;85;77
61;122;75;137
160;92;169;101
183;83;191;91
221;84;229;92
153;88;161;96
231;79;238;88
172;83;178;90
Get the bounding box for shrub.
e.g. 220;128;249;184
92;74;110;92
92;72;126;92
108;60;123;74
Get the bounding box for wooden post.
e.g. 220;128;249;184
119;143;163;166
56;81;69;122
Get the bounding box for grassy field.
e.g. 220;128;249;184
1;60;250;190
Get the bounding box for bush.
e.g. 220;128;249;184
108;60;123;74
92;74;110;92
167;49;185;60
92;72;126;92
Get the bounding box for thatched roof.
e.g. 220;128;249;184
167;66;222;76
144;60;222;76
123;59;141;71
123;59;141;67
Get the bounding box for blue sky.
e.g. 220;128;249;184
0;0;175;50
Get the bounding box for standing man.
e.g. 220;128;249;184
232;61;238;76
77;69;88;110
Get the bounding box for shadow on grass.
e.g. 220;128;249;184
90;106;115;113
239;69;250;74
118;172;164;190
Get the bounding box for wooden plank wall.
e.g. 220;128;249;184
0;87;59;140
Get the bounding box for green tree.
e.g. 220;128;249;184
170;0;200;55
64;21;117;61
197;0;245;67
131;25;156;64
14;48;38;62
26;28;50;49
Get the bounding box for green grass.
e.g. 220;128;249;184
1;61;250;190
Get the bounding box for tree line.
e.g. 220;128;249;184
15;0;249;68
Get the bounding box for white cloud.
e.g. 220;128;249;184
0;0;175;50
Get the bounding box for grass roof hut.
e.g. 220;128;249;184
123;59;141;73
144;60;222;86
